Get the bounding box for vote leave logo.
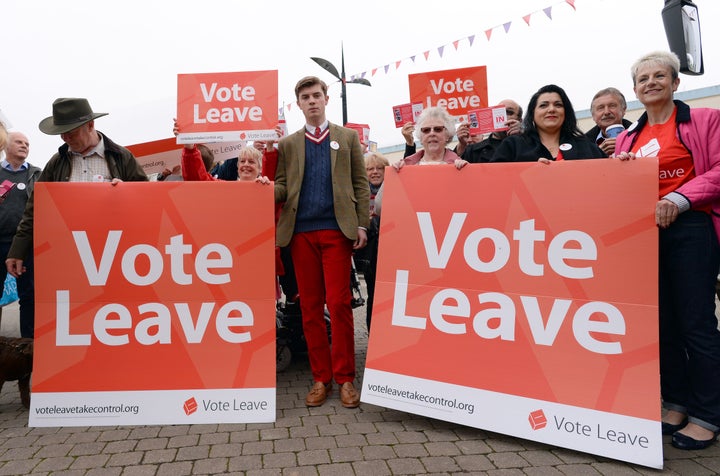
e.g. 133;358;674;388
529;409;547;430
184;397;198;416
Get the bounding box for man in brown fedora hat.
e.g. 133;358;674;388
5;97;147;280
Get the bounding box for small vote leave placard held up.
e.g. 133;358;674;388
176;70;278;144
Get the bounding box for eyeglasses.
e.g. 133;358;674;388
420;126;445;134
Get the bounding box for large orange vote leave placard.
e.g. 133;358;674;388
31;182;276;427
362;160;662;468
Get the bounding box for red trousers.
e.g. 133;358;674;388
290;230;355;384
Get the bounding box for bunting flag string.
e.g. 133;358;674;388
347;0;579;82
283;0;580;114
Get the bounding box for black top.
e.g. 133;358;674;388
490;132;607;162
462;135;504;163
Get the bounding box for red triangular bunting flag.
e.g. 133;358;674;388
566;0;576;10
372;68;378;76
424;50;430;60
544;6;552;19
523;14;531;25
503;21;512;33
395;60;401;70
469;35;475;47
453;40;460;50
485;28;492;40
438;45;445;57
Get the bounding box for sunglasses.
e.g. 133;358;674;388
420;126;445;134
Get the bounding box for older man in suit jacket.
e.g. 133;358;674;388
272;76;370;408
584;87;633;157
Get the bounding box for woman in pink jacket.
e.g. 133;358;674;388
616;51;720;451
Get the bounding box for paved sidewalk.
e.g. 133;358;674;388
1;301;720;475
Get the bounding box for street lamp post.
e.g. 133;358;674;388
311;44;371;125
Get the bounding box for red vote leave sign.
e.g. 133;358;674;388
362;159;662;468
409;66;488;119
31;181;277;427
176;70;278;144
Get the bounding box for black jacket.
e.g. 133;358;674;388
462;135;504;163
490;131;607;162
8;132;147;261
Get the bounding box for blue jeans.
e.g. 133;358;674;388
659;211;720;431
0;241;35;338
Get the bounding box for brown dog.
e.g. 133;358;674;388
0;336;33;408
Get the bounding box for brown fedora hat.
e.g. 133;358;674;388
38;98;108;135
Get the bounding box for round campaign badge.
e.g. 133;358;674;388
16;183;26;191
559;143;572;151
330;141;340;150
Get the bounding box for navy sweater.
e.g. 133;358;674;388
294;134;339;233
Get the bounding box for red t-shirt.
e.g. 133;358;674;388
630;109;696;199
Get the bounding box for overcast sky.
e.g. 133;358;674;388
3;0;720;167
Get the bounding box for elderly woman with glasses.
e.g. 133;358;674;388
394;106;468;170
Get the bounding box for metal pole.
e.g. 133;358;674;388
341;44;348;125
310;45;371;125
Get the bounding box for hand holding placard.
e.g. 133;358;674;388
467;105;509;136
392;103;424;128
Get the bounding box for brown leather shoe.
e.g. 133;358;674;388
305;381;332;407
340;382;360;408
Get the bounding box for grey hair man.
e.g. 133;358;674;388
585;87;633;156
0;131;41;337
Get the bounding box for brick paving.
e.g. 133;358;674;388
2;302;720;475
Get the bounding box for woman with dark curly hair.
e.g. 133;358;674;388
491;84;606;163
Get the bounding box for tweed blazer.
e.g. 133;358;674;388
274;123;370;247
